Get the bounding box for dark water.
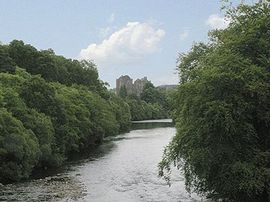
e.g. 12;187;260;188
0;120;203;202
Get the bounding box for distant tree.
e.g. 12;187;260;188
109;93;131;132
119;85;128;98
141;82;157;102
127;93;140;100
141;81;167;107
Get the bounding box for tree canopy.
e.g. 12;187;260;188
159;1;270;201
122;81;170;121
0;41;131;183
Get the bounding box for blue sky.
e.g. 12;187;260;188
0;0;241;87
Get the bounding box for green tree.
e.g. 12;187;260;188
141;81;168;108
0;73;63;168
0;40;132;183
140;82;157;103
0;45;16;73
109;93;131;132
8;40;38;74
20;76;60;118
119;85;128;98
7;40;107;98
0;108;39;183
159;2;270;201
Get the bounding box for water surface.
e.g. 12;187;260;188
0;120;203;202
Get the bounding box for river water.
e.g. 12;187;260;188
0;119;203;202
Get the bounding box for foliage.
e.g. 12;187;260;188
0;41;131;183
0;45;16;74
6;40;107;97
0;108;39;183
159;1;270;202
109;93;131;132
52;83;120;153
122;81;170;121
1;86;59;168
141;81;166;106
126;98;167;121
119;85;128;98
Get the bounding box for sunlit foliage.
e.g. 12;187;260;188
159;1;270;201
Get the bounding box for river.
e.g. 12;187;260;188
0;119;203;202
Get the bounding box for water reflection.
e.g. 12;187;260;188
131;120;174;130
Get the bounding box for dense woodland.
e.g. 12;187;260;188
159;1;270;202
0;40;171;183
118;81;172;121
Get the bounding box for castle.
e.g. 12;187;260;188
116;75;149;96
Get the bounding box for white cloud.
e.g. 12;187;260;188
108;13;115;23
99;27;111;38
79;22;165;65
206;14;230;30
179;30;189;41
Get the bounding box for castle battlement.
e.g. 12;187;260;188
116;75;149;96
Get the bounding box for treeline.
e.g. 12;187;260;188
159;2;270;202
118;82;172;121
0;41;131;183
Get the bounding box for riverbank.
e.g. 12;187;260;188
0;119;202;202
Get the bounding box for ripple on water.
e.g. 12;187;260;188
0;121;206;202
0;174;87;201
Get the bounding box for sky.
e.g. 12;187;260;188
0;0;241;88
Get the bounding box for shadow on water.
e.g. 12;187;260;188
1;119;205;202
30;141;117;180
0;144;119;202
0;137;118;202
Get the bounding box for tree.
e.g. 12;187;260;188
140;82;156;103
8;40;38;74
141;81;168;107
119;85;128;98
0;40;132;183
7;40;107;98
109;93;131;132
0;108;39;183
0;45;16;73
20;76;59;117
159;1;270;201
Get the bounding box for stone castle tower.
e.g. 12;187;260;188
116;75;149;96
